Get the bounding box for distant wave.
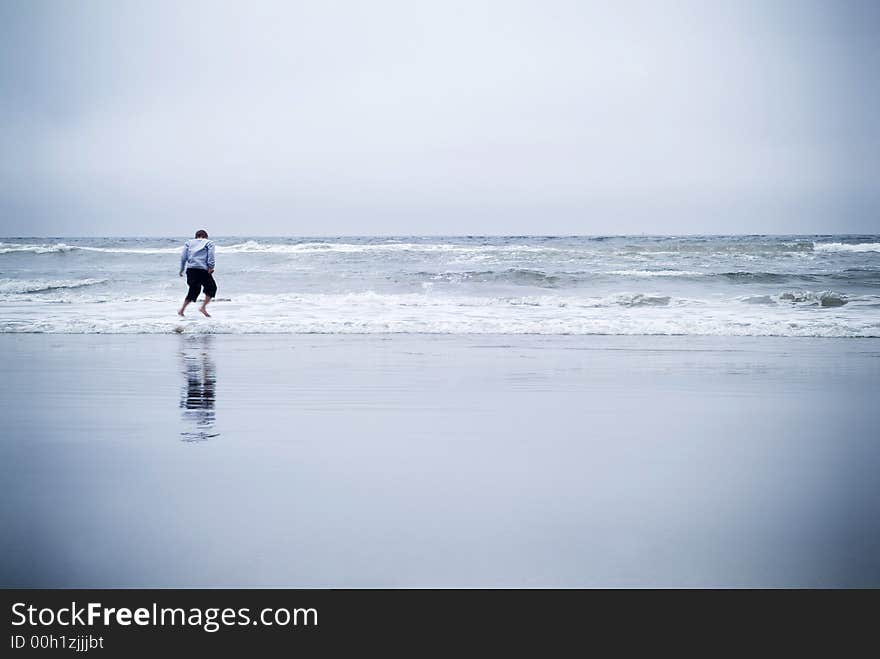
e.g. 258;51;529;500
419;268;872;285
220;240;563;254
416;268;709;287
717;271;792;283
0;242;78;255
615;241;814;256
0;240;567;256
5;238;879;257
603;269;703;277
417;269;564;287
829;269;880;285
814;242;880;253
0;242;179;255
0;278;108;294
716;269;879;284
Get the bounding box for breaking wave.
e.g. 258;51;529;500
813;242;880;253
0;278;108;294
0;242;78;255
0;242;179;255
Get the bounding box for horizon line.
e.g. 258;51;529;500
1;233;878;240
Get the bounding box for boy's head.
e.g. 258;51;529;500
195;229;208;239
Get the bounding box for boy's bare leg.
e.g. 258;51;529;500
199;296;213;317
178;298;192;316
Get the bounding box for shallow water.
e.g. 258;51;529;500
1;235;879;335
1;334;878;587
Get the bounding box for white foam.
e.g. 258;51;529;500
813;242;880;253
0;242;77;254
2;291;877;337
0;242;179;255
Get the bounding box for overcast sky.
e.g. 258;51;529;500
1;0;878;236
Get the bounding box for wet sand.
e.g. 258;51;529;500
1;333;879;587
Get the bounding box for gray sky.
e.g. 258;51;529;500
1;0;878;236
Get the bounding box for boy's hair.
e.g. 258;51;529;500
195;229;208;238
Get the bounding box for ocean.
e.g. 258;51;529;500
1;235;879;336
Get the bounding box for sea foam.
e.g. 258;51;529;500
813;242;880;253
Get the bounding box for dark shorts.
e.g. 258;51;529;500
185;268;217;302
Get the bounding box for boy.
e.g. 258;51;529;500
178;229;217;317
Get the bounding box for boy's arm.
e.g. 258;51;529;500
207;241;215;273
179;243;188;276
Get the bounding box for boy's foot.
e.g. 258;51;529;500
178;309;185;317
199;307;211;318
